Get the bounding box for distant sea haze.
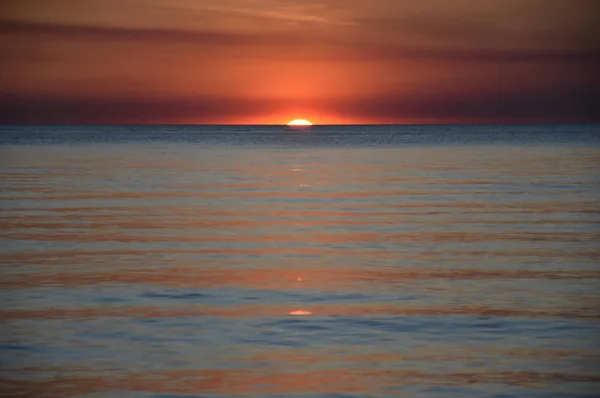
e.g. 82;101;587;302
1;124;599;397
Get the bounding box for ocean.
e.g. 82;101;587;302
1;124;599;397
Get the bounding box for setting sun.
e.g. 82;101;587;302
287;119;313;126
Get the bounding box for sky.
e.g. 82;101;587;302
1;0;599;124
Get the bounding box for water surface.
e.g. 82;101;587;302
1;124;599;397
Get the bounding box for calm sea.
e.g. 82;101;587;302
1;124;599;397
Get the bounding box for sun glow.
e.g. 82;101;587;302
287;119;313;126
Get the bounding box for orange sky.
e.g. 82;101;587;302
1;0;598;124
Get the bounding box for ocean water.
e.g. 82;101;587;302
0;124;599;397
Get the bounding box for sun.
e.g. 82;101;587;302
287;119;313;126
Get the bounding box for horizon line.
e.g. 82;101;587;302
1;122;598;127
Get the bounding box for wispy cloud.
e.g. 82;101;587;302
177;0;354;26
